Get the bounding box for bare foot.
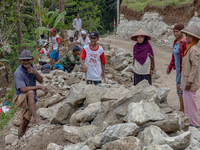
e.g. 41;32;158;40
34;118;47;125
178;109;184;113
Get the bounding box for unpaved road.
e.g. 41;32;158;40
103;37;200;114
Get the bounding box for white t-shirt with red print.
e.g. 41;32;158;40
52;34;61;50
39;48;50;62
80;44;106;81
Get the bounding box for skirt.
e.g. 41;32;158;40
134;72;152;86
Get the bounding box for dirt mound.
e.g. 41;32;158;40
121;2;195;25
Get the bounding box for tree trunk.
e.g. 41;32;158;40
15;0;22;58
37;0;42;35
59;0;65;39
117;0;120;26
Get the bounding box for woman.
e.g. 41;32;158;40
131;29;155;85
180;26;200;128
166;23;187;112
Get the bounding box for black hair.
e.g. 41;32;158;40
40;34;45;39
70;37;74;40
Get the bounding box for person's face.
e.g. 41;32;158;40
70;39;73;42
74;50;80;56
20;58;34;69
186;34;196;44
174;30;182;39
90;37;99;45
45;45;49;49
77;14;80;19
81;34;86;39
137;36;144;44
51;31;56;36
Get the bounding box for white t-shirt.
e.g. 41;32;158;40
73;18;82;31
52;34;61;50
77;37;90;47
80;44;106;81
133;56;151;75
39;48;50;62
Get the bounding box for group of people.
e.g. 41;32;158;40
13;14;200;139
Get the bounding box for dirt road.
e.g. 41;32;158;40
103;37;200;112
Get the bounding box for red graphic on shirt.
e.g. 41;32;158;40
88;53;97;67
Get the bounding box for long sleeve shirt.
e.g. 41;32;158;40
73;18;82;31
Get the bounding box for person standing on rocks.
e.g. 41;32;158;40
80;31;106;85
39;42;50;66
54;45;81;72
131;29;155;85
13;50;48;139
180;26;200;128
75;31;90;50
49;28;61;65
73;13;82;40
166;23;187;112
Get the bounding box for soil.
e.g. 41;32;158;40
103;37;200;115
121;1;197;25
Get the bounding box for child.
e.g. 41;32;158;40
49;28;61;65
166;23;187;112
69;37;74;44
39;42;50;66
13;50;48;139
131;29;155;85
180;26;200;128
80;31;106;85
37;34;47;48
54;45;80;73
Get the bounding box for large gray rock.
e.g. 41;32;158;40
102;137;142;150
100;85;129;102
44;94;61;107
85;84;108;104
172;111;190;131
158;101;174;114
100;123;139;146
70;102;101;126
143;144;173;150
47;143;63;150
50;102;74;124
189;126;200;143
38;103;61;119
92;100;123;133
123;100;166;125
63;125;98;143
85;133;103;150
155;87;170;104
65;82;86;108
5;134;18;145
113;80;158;116
64;143;90;150
137;125;191;150
139;113;180;133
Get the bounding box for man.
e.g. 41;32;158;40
49;28;61;65
54;45;80;73
39;42;50;66
76;31;90;49
69;37;74;44
37;34;47;48
13;50;48;139
73;13;82;40
80;31;106;85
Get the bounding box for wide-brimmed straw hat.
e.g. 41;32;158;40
130;29;151;41
181;26;200;40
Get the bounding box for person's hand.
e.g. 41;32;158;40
185;81;192;91
39;55;41;59
166;69;170;74
56;50;59;54
100;71;105;78
39;85;48;95
27;67;37;75
150;70;153;75
82;65;87;73
74;27;76;30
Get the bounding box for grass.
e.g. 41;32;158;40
122;0;193;12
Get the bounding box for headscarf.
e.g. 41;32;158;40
174;23;184;31
134;38;154;65
184;38;199;56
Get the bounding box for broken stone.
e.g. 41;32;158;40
102;137;142;150
123;100;166;125
113;80;158;116
44;94;61;107
172;111;190;131
155;87;170;104
63;125;98;143
38;103;61;119
64;143;90;150
5;134;18;145
37;90;45;98
85;133;103;150
99;123;139;146
143;144;173;150
47;143;63;150
70;102;101;126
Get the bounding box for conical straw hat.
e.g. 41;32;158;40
181;26;200;40
130;29;151;41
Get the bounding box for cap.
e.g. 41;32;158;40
44;42;49;47
19;50;33;60
81;31;87;35
70;37;74;40
73;45;81;51
89;31;99;38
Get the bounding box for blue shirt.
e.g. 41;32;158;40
172;42;181;84
14;64;38;102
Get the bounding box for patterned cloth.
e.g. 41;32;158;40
83;79;102;85
168;37;187;73
58;51;80;73
176;83;183;98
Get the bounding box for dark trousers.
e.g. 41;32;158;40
134;72;152;86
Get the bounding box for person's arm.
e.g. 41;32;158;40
150;56;155;75
186;48;199;90
73;19;76;30
101;64;105;77
80;58;87;72
56;37;61;54
166;54;175;74
27;67;43;83
20;85;48;95
100;52;106;77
